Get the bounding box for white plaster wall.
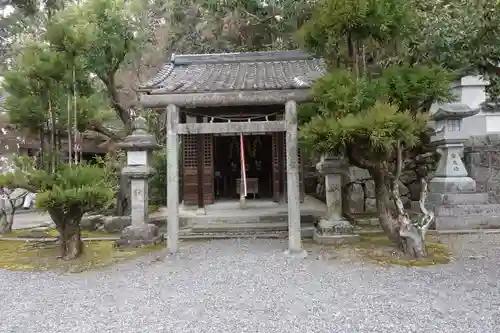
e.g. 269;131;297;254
429;75;500;136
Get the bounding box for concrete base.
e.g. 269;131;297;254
433;203;500;230
313;230;360;245
284;248;307;258
429;177;476;193
427;192;489;206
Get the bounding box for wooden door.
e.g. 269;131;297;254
182;134;198;205
203;134;214;204
181;134;214;206
271;133;281;202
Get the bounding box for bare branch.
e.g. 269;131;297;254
395;140;403;180
418;178;435;240
391;140;406;216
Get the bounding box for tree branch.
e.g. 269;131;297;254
90;121;124;142
391;141;405;216
98;74;131;133
346;146;376;170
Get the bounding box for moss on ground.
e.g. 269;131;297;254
305;233;452;267
0;240;165;273
355;234;451;267
0;228;119;239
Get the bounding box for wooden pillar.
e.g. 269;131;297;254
284;100;306;258
166;104;180;253
196;116;204;208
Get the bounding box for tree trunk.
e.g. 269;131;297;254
399;220;427;258
49;210;84;260
371;169;402;246
0;209;15;234
371;167;429;259
59;223;83;260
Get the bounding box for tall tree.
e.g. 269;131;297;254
299;0;453;258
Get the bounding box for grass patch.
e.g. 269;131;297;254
0;240;165;273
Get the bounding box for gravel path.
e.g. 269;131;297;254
1;234;499;333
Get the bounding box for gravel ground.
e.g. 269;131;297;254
1;234;500;333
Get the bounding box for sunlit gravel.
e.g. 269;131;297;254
1;234;499;333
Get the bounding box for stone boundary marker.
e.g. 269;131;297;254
357;229;500;235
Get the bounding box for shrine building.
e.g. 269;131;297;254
138;50;327;254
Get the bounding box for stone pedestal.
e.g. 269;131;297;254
313;155;359;244
426;104;500;229
429;142;476;193
116;117;161;247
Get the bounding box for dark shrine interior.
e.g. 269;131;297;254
213;134;273;200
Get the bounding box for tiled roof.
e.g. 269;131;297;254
139;50;327;94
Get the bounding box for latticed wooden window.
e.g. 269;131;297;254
183;134;197;168
204;134;212;167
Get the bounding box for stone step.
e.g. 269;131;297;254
180;214;317;226
174;226;315;240
179;231;289;240
435;204;500;216
433;203;500;230
190;222;314;233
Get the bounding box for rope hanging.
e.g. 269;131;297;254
181;110;279;123
239;133;247;198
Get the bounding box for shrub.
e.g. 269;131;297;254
34;164;115;259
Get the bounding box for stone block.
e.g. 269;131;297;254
346;166;370;183
80;215;105;231
408;182;421;201
365;198;377;213
115;223;162;248
313;231;360;245
364;180;375;198
347;183;365;213
365;197;410;213
354;217;379;226
429;177;476;193
103;216;132;233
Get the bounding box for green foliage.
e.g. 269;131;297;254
298;0;417;62
301;101;428;158
35;164;115;215
297;0;455;181
2;40;108;134
380;65;456;113
150;149;167;205
94;152;124;188
46;0;137;81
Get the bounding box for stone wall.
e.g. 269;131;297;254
312;156;437;214
465;135;500;203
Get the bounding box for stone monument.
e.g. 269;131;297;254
313;155;360;244
115;116;162;247
427;103;500;229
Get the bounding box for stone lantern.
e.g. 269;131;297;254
429;103;480;193
115;116;161;247
313;154;359;244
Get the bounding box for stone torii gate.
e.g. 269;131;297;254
138;50;327;257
